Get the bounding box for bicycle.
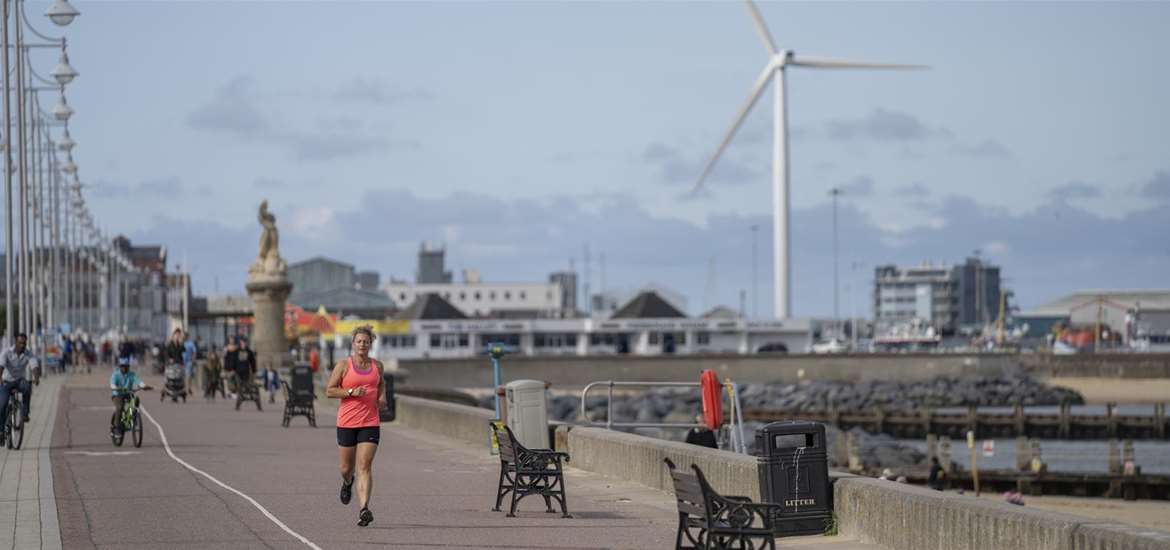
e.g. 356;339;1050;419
111;387;150;448
3;386;24;450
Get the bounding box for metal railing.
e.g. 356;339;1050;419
579;380;705;431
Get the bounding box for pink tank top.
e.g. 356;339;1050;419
337;357;381;428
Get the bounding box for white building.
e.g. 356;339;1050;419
344;290;811;360
383;281;565;318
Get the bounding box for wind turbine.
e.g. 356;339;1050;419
691;0;925;319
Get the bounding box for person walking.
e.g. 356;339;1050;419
223;338;239;399
204;346;223;400
326;325;386;527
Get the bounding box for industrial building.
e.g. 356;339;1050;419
873;257;1002;336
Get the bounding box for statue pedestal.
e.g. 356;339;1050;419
245;276;293;372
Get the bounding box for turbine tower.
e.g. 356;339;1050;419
691;0;925;319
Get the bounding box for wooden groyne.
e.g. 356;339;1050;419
744;402;1169;440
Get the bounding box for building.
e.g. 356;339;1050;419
416;243;452;284
289;257;355;295
323;290;812;360
1018;289;1170;350
287;257;394;318
383;280;565;318
548;270;578;316
954;257;1001;329
355;271;380;291
873;257;1005;336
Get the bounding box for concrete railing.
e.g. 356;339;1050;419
834;476;1170;550
394;395;1170;550
394;395;494;447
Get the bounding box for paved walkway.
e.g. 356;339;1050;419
0;374;63;550
25;369;879;549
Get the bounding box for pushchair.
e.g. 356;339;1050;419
160;363;187;403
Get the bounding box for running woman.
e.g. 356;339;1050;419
326;325;387;527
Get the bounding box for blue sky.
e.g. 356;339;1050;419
34;1;1170;317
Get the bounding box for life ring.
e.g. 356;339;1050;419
700;369;723;430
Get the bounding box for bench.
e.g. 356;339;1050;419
664;457;782;550
490;422;571;518
281;365;316;427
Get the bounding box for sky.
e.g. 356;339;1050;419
22;0;1170;318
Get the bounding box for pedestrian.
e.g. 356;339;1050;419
183;333;198;389
927;456;946;491
204;346;223;400
223;338;239;398
235;338;257;396
263;364;281;404
326;325;387;527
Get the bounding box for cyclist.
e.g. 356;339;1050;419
110;357;150;436
0;333;39;426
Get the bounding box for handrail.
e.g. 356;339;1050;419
579;380;705;431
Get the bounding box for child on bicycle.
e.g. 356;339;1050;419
110;357;151;435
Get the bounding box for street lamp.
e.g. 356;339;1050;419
52;92;72;121
44;0;79;27
50;49;77;85
828;187;842;340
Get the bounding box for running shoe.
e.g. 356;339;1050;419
358;507;373;527
340;478;353;505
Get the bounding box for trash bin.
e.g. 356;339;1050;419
379;371;396;422
756;421;833;537
505;380;549;449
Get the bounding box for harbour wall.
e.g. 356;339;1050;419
394;394;1170;550
396;353;1170;388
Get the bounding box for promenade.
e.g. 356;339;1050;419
0;368;878;549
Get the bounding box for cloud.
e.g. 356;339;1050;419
186;77;270;139
187;76;420;162
952;139;1012;159
836;175;875;197
641;141;763;189
91;177;188;199
895;182;930;196
1048;181;1100;200
1140;171;1170;200
824;108;942;142
333;78;433;105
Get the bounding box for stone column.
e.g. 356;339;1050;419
246;278;292;373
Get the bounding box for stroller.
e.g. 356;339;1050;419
160;363;188;403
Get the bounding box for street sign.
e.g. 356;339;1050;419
982;440;995;457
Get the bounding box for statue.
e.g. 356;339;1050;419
249;200;288;279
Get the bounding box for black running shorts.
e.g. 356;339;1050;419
336;426;380;447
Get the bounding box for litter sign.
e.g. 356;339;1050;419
982;440;995;457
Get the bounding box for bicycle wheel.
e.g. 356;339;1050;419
9;399;23;450
132;410;143;448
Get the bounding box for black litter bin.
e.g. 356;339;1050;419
379;372;397;422
756;421;833;537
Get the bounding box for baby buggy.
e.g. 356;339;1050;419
160;363;188;403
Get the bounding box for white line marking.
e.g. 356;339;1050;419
139;407;324;550
64;451;142;457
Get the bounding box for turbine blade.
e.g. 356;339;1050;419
789;54;928;70
744;0;778;55
690;61;778;196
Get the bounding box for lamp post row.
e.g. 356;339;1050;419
3;0;134;355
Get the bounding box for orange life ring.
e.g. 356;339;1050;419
700;369;723;430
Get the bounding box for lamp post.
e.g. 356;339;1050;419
750;224;758;319
1;0;78;345
828;187;842;340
